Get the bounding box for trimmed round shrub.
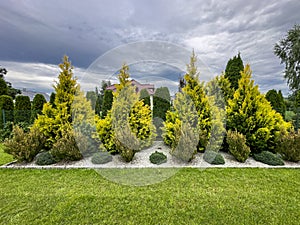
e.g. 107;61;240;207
149;151;167;165
253;151;284;166
227;130;251;162
203;151;225;165
276;132;300;162
91;152;113;164
36;151;57;165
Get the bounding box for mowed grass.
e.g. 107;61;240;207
0;144;13;166
0;168;299;225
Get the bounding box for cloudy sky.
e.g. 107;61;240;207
0;0;299;95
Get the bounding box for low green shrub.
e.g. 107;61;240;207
4;125;46;162
149;151;167;165
51;129;83;161
275;131;300;162
91;152;113;164
227;130;251;162
203;151;225;165
253;151;284;166
36;151;57;165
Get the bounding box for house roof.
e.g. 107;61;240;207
106;79;155;95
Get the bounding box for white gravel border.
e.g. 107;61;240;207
2;141;300;169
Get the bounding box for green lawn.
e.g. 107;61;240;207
0;168;299;224
0;144;14;166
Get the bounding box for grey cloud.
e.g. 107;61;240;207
1;0;300;95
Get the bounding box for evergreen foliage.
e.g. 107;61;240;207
86;91;97;110
101;90;113;118
164;92;199;162
91;152;112;164
149;151;167;165
163;51;211;152
96;64;155;161
30;94;47;123
153;87;171;121
227;65;292;153
253;151;284;166
14;95;31;124
224;53;244;90
0;78;8;95
49;92;56;108
4;126;46;162
276;131;300;162
34;55;78;149
265;89;286;118
226;130;251;162
0;95;14;129
203;151;225;165
36;151;57;165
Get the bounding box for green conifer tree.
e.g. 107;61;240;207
227;65;292;153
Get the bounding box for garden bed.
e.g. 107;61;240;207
2;141;300;169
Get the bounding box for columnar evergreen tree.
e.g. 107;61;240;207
224;53;244;91
265;89;286;118
30;94;47;123
163;51;211;152
34;55;78;148
95;80;111;115
227;65;292;153
0;95;14;129
14;95;31;124
96;63;155;160
86;91;97;110
101;90;113;118
139;89;150;106
153;87;171;120
72;88;100;156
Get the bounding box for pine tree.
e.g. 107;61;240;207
227;65;292;153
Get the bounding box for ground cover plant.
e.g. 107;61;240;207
0;168;299;224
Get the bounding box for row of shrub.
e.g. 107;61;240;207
2;54;300;166
0;94;47;141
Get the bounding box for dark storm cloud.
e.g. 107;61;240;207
0;0;299;94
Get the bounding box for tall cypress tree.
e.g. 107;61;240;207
14;95;31;124
225;53;244;91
